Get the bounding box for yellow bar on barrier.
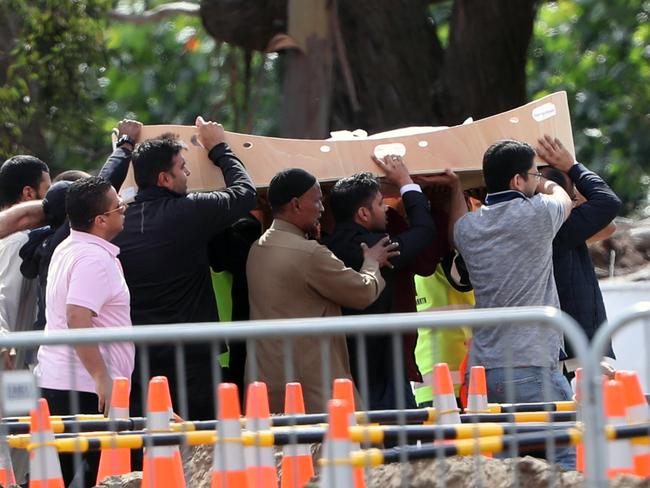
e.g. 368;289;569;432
512;412;553;423
555;401;577;412
484;400;576;413
350;448;384;468
454;424;505;439
350;425;385;444
455;436;504;456
5;414;105;423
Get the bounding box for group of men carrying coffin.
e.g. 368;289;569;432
0;116;621;482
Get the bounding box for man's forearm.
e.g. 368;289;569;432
98;147;133;192
538;179;572;220
0;201;45;238
67;305;109;385
74;345;109;383
448;184;468;246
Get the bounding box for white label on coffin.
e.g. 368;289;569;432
532;102;557;122
373;143;406;159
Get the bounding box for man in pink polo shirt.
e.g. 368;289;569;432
34;176;132;487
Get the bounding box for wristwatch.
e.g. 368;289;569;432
116;134;136;148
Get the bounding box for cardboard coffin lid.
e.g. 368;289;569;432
118;91;574;201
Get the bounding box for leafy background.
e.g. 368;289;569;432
1;0;648;214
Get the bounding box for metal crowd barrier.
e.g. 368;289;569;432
0;306;597;487
587;301;650;486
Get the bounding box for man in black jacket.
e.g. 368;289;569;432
20;120;142;335
112;116;256;420
540;152;621;376
324;154;436;410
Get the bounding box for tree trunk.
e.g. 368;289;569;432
438;0;539;124
199;0;540;136
330;0;443;133
280;0;333;139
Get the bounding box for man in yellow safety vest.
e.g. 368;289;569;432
413;251;474;407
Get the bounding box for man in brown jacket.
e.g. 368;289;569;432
246;168;398;413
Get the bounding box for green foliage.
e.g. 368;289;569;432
96;16;279;137
0;0;109;164
0;0;280;176
528;0;650;214
1;0;648;216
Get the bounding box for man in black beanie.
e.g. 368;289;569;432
246;168;399;413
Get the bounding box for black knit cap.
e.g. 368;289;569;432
42;180;72;228
267;168;317;210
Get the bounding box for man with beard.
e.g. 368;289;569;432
324;155;436;410
112;116;256;420
246;168;398;413
0;155;50;368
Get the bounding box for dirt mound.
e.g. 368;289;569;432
94;450;650;487
591;217;650;280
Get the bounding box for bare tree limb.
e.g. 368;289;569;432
109;2;200;24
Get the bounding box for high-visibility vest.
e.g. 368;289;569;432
212;271;233;367
413;265;474;404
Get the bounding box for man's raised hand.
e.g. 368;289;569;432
196;115;225;152
536;135;575;172
372;154;413;188
361;236;400;269
116;119;142;142
414;169;461;189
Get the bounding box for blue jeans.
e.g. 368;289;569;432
466;366;576;470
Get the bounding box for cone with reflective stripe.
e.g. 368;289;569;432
281;383;314;488
96;377;131;484
29;398;64;488
604;379;635;478
332;378;364;488
141;376;186;488
211;383;248;488
212;383;247;488
320;399;353;488
0;436;16;487
616;371;650;476
245;382;277;487
466;366;488;413
433;363;461;424
464;366;492;458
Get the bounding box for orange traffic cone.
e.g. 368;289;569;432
320;399;353;487
465;366;491;458
245;382;277;488
604;379;635;478
465;366;488;413
29;398;64;488
281;383;314;488
141;377;186;488
96;377;131;484
212;383;247;488
616;371;650;476
433;363;461;424
332;378;364;488
0;436;16;487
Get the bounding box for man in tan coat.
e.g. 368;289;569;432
247;168;398;413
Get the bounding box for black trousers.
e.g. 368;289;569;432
41;388;101;488
129;346;217;420
128;345;218;471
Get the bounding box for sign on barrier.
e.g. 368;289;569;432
0;370;37;416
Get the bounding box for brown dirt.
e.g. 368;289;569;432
93;450;650;487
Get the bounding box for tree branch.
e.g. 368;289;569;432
109;2;200;24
